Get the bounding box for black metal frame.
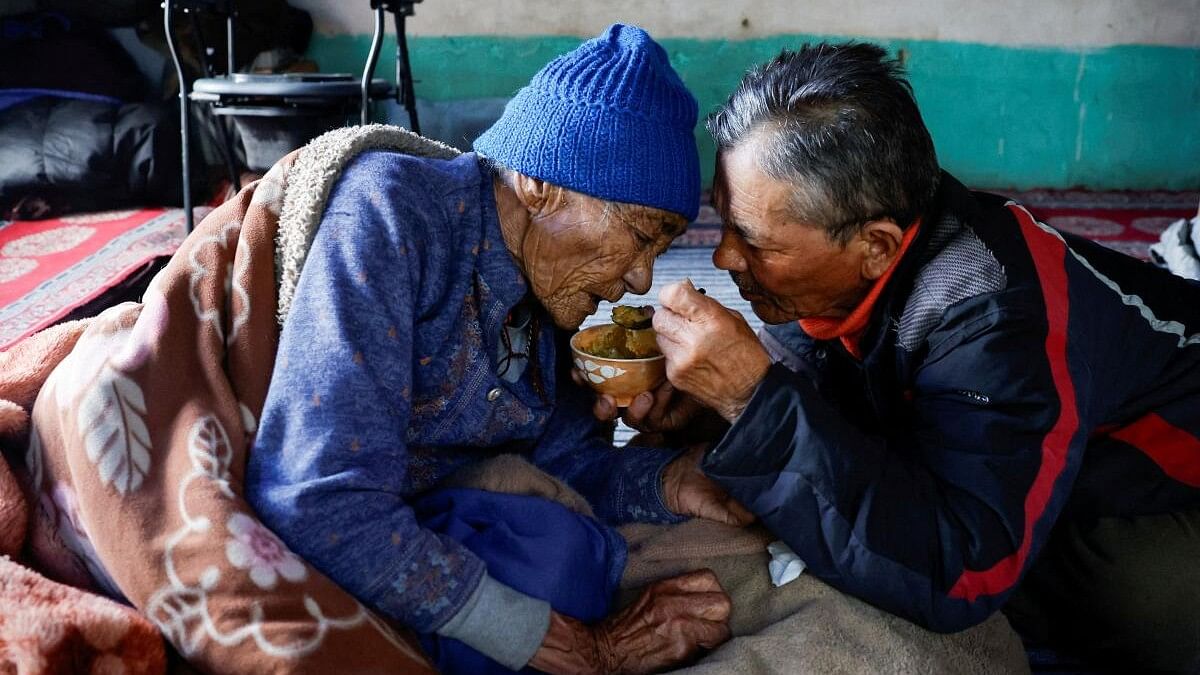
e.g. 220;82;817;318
164;0;422;231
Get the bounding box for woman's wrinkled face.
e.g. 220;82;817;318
521;192;687;329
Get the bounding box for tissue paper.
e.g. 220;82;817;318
767;540;806;587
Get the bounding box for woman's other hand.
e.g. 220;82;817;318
528;570;732;674
661;444;755;526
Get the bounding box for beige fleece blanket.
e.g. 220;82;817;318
460;455;1029;675
622;520;1028;674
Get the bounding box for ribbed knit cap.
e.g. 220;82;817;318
474;24;701;221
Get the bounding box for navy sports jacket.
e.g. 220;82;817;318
704;172;1200;633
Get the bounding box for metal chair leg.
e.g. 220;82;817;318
361;5;385;126
163;0;194;233
226;9;235;77
186;9;241;194
393;7;419;134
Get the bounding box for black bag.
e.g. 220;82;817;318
0;97;183;218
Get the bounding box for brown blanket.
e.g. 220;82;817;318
1;321;165;674
7;130;442;674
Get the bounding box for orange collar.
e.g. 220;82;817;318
798;220;921;359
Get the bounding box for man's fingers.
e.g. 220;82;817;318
627;382;675;429
646;380;677;420
658;280;690;312
659;280;712;320
724;305;749;323
626;391;654;421
651;305;686;338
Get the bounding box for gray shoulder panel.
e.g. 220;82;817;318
898;220;1007;351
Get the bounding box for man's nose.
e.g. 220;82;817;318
713;231;746;272
623;260;653;295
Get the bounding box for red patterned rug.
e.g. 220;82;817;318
0;208;204;350
676;188;1200;261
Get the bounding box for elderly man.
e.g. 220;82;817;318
609;43;1200;672
247;24;744;675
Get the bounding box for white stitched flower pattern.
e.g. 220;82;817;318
224;513;307;589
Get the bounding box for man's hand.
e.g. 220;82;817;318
662;445;755;526
653;280;771;422
528;570;732;675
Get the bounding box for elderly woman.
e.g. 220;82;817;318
246;24;745;675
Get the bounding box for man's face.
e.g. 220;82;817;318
711;142;870;325
523;192;687;329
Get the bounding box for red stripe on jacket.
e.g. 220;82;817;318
1110;413;1200;488
948;204;1081;602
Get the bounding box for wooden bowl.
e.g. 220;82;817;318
570;324;665;407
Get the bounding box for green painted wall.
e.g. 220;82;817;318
308;34;1200;190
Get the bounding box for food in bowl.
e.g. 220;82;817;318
570;305;665;406
579;305;659;359
611;304;654;330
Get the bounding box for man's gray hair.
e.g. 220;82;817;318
706;42;940;243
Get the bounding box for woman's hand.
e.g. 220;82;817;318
528;570;733;674
617;380;705;431
574;369;729;445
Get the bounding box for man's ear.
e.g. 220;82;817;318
511;173;568;217
858;219;906;281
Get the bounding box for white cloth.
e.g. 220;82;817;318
767;540;806;587
1149;215;1200;281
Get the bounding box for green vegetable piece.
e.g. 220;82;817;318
612;305;654;330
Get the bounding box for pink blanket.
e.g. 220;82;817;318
1;138;437;674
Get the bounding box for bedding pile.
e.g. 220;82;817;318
0;128;439;674
1;125;1028;674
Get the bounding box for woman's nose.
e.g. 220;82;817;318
623;260;653;295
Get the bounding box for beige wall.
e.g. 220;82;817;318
291;0;1200;47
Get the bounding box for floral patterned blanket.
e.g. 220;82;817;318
4;126;455;674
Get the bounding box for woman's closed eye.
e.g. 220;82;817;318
633;229;655;247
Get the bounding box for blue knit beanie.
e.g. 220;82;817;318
474;24;700;221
